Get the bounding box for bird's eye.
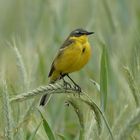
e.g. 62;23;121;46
75;31;81;35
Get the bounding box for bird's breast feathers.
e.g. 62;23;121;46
54;40;91;73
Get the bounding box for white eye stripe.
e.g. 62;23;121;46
75;30;80;34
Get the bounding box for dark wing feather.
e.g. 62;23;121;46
48;38;74;77
48;64;55;77
60;38;74;49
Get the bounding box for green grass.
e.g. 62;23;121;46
0;0;140;140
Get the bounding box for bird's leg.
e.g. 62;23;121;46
66;74;81;93
62;78;72;89
60;73;71;89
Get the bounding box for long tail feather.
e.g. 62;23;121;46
39;80;55;106
39;94;52;106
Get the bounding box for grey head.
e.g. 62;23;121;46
70;28;94;37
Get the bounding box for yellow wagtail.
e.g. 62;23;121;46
40;28;94;106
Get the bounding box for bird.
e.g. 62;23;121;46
40;28;94;106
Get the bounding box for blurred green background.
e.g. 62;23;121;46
0;0;140;140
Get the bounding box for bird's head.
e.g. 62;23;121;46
69;28;94;42
70;28;94;37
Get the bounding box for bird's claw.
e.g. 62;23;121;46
63;80;71;90
73;84;81;97
74;84;81;92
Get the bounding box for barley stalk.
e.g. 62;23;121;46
8;39;29;90
124;66;140;107
2;80;13;140
117;108;140;140
10;83;82;103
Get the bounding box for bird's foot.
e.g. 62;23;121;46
63;79;71;90
73;84;81;97
74;84;81;92
66;74;81;93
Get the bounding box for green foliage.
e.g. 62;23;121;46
100;44;109;112
117;108;140;140
39;110;56;140
0;0;140;140
28;120;42;140
1;81;13;140
80;97;102;136
124;67;140;107
80;94;113;140
57;133;66;140
67;98;84;130
67;98;85;140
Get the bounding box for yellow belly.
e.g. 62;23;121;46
54;42;91;73
73;43;91;71
49;39;91;82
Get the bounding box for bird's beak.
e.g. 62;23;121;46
86;31;94;35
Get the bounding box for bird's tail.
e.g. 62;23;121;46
39;80;54;106
39;71;60;106
39;94;52;106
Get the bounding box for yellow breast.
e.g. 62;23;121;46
73;41;91;71
54;35;91;74
65;41;91;73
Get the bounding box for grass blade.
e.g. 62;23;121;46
80;98;102;135
39;110;55;140
80;93;114;140
67;98;84;140
57;133;66;140
100;45;108;112
67;98;84;130
90;79;100;92
29;120;42;140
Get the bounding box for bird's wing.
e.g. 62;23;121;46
48;39;74;77
60;38;74;49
